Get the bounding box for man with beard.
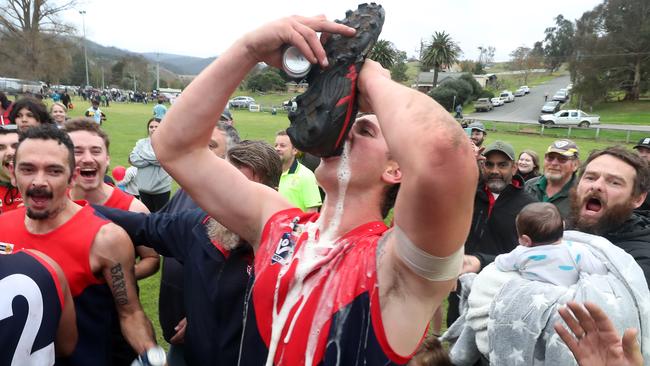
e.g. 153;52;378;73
468;121;487;148
525;139;580;218
63;118;160;365
0;125;161;365
93;140;282;366
447;140;536;326
633;137;650;211
0;126;22;213
567;146;650;286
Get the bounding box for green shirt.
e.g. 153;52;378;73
278;160;322;212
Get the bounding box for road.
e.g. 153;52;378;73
466;75;650;132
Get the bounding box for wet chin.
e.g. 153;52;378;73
487;181;506;193
26;208;51;220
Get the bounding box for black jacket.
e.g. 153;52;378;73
602;212;650;288
466;175;537;269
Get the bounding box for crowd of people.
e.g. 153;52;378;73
0;13;647;366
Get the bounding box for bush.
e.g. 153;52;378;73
428;86;458;111
246;69;286;92
479;89;495;99
459;73;483;99
439;78;473;105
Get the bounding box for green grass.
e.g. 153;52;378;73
53;94;640;348
591;100;650;125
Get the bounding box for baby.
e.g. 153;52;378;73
495;202;607;287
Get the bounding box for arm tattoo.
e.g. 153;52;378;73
110;263;129;305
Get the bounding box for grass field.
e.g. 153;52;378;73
56;95;639;348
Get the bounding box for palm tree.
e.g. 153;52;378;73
368;39;397;69
421;31;462;87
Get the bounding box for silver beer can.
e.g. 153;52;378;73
282;46;312;79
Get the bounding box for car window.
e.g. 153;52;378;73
560;112;569;117
570;112;578;117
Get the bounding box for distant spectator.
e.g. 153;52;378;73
117;163;139;199
84;99;106;125
130;118;172;212
455;103;463;118
0;92;13;125
153;99;168;120
50;102;68;127
468;121;487;147
51;90;61;102
275;130;322;212
525;139;580;218
517;149;540;181
61;91;72;109
8;97;54;132
495;202;607;287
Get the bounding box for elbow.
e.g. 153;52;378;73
151;133;172;166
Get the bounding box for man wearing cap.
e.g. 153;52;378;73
468;121;487;147
447;140;535;326
633;137;650;210
525;139;580;218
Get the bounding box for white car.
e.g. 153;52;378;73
538;109;600;127
499;91;515;102
490;97;504;107
519;85;530;94
228;96;256;108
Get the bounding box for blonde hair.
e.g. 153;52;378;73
50;102;68;113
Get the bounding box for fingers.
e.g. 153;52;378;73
290;15;356;67
557;302;586;339
569;301;598;334
583;301;615;334
622;328;643;366
554;321;580;355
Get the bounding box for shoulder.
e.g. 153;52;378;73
93;222;133;255
128;197;150;213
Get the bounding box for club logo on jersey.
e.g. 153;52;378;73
272;232;295;266
0;242;15;254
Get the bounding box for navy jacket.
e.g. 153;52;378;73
93;205;254;366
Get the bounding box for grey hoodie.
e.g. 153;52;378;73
129;137;171;194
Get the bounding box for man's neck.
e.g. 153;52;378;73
70;183;113;205
545;175;571;197
282;157;296;174
24;199;81;235
317;186;384;239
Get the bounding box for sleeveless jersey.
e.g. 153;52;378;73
239;208;416;366
0;205;117;366
0;183;23;214
0;251;63;366
104;186;135;211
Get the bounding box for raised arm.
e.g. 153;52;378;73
90;223;156;354
358;60;478;257
152;16;355;245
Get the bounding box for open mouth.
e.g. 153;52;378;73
80;168;98;179
585;197;603;212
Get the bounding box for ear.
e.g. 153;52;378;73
381;160;402;185
511;161;518;175
519;234;533;247
631;192;647;209
571;159;580;172
69;166;80;187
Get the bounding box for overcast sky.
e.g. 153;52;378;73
61;0;603;62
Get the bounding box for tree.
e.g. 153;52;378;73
390;50;409;83
459;73;482;99
0;0;77;80
369;39;397;69
421;31;462;87
246;68;285;92
509;46;542;84
477;45;495;70
542;14;575;72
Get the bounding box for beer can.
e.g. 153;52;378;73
282;46;312;79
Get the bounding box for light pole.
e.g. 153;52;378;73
79;10;90;88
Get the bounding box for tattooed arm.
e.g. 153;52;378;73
89;223;157;354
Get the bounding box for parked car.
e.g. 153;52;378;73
538;109;600;127
552;91;568;103
228;96;256;108
519;85;530;94
474;98;493;112
514;89;526;97
499;91;515;102
490;97;504;107
541;101;561;114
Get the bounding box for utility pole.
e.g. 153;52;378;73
156;52;160;90
79;10;90;88
101;68;105;90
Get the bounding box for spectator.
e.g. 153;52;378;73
84;99;106;125
516;149;540;181
117;163;139;199
275;130;322;211
8;96;54;132
455;103;463;118
468;121;487;148
567;146;650;287
525;139;580;218
153;98;168;120
0;92;13;125
130;118;172;212
448;140;535;326
61;91;72;109
633;137;650;211
50;102;68;127
495;202;607;286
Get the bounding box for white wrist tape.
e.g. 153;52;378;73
393;225;464;281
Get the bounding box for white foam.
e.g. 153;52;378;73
265;142;353;366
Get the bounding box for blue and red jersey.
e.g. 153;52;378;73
239;208;417;365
